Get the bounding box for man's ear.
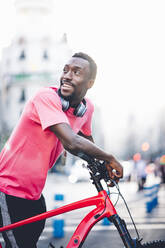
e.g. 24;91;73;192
87;79;94;89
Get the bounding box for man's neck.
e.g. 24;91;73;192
70;99;82;107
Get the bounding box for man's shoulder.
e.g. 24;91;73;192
32;85;59;100
36;85;58;95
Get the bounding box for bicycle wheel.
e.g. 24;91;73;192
138;240;165;247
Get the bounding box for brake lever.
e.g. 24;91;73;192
108;179;117;187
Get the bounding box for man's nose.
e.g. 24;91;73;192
63;70;72;80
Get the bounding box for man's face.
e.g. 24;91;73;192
60;57;91;102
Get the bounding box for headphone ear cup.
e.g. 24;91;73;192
60;97;70;111
57;89;70;112
74;102;87;117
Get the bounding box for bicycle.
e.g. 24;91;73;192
0;153;164;248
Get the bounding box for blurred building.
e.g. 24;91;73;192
0;0;72;129
0;0;105;171
92;105;105;148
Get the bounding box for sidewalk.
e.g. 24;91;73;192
42;173;140;210
42;172;164;217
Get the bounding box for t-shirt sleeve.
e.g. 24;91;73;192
80;100;94;136
32;89;69;130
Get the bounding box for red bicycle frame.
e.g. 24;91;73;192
0;190;117;248
0;156;139;248
0;157;164;247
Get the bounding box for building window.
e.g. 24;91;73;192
19;89;26;103
43;50;49;60
19;50;26;61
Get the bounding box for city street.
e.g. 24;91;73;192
0;173;164;247
38;173;165;248
1;1;165;248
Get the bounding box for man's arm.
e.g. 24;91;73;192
77;131;94;143
49;123;123;182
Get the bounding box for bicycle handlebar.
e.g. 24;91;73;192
77;152;94;164
77;152;111;184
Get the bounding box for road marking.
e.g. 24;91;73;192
66;223;165;231
65;217;165;225
43;223;165;233
39;235;49;240
48;216;165;226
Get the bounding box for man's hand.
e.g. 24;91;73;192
105;157;123;187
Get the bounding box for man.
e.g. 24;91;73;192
0;52;123;248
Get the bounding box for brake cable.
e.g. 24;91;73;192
106;185;120;207
87;160;140;240
109;179;140;240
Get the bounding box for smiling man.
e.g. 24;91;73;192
60;54;94;103
0;52;123;248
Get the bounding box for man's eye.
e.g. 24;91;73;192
75;70;81;75
63;68;68;73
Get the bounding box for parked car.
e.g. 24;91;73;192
120;160;134;182
68;159;90;183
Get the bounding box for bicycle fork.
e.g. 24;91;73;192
109;214;137;248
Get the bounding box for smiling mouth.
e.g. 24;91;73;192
62;84;73;89
61;81;75;89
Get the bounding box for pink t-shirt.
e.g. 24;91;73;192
0;87;94;200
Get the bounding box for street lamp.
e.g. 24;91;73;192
141;142;150;152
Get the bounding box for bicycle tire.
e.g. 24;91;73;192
138;240;165;247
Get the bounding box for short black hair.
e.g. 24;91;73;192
72;52;97;80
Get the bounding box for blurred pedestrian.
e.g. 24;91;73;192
0;52;123;248
159;155;165;184
134;155;147;191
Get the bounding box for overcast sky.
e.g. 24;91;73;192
0;0;165;152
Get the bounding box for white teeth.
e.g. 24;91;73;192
62;84;73;88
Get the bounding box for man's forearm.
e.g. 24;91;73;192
64;133;113;163
50;123;123;178
77;131;94;143
50;123;111;163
